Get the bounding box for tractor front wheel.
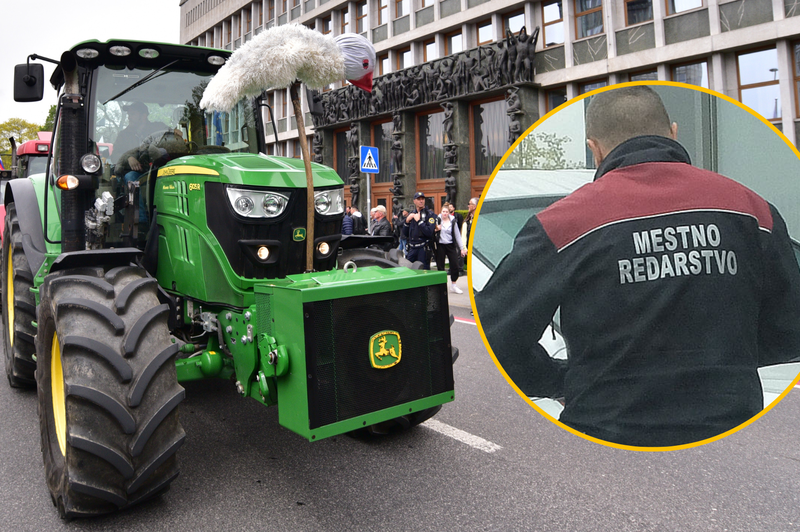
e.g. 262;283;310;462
36;266;185;518
3;203;37;388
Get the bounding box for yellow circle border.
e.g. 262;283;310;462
467;80;800;452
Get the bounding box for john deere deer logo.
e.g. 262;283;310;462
369;331;401;369
292;228;306;241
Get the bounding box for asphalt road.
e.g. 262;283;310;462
2;289;800;531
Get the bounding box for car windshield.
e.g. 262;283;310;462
91;65;259;184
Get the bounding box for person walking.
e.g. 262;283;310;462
435;203;468;293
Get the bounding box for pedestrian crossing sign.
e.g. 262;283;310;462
360;146;379;174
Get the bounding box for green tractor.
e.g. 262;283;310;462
9;40;456;518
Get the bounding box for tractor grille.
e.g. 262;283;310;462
205;182;341;279
304;284;453;429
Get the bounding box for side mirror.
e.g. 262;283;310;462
14;63;45;102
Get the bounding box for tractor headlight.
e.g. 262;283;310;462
314;188;344;215
226;187;289;219
80;153;102;174
234;195;255;216
262;194;287;217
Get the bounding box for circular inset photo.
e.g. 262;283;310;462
470;82;800;450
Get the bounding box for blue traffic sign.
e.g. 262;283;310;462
360;146;379;174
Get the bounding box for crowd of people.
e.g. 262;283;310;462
341;192;478;293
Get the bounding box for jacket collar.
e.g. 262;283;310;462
594;136;692;181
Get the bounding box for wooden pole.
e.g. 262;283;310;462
289;81;316;272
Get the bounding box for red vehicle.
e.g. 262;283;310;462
13;132;51;179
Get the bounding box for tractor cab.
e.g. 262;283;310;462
15;132;51;179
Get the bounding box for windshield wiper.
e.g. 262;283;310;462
103;59;179;105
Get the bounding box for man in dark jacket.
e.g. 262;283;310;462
370;205;392;236
403;192;436;269
342;206;354;235
351;206;367;235
475;86;800;447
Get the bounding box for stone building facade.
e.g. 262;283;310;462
180;0;800;213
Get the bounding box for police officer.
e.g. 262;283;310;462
475;86;800;447
403;192;436;269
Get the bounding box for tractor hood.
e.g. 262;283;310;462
162;153;344;188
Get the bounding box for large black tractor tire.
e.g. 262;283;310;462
340;247;447;436
3;203;38;388
36;265;185;518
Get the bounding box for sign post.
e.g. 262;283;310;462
360;146;379;214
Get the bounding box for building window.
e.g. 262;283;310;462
378;53;389;75
293;0;299;6
423;39;437;61
396;47;412;70
503;11;525;35
666;0;702;15
356;0;368;32
630;69;658;81
472;99;508;177
545;86;567;111
282;0;287;14
794;43;800;117
227;20;232;44
341;7;350;33
418;111;445;180
268;0;275;20
625;0;652;25
421;0;432;7
278;89;287;118
292;139;301;158
373;121;394;182
542;0;565;47
322;16;332;34
477;20;493;45
737;48;781;121
671;60;708;88
579;78;607;94
378;0;389;25
246;9;252;31
259;6;263;26
574;0;603;39
445;31;463;55
396;0;409;18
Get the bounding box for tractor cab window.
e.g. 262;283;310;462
89;64;260;236
92;65;259;183
90;65;259;226
27;156;48;177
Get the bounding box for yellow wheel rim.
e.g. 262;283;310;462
6;248;13;347
51;331;67;456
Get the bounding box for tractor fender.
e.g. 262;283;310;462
4;179;46;276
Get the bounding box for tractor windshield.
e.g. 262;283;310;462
91;64;259;180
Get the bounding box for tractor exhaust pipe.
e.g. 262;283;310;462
58;51;87;252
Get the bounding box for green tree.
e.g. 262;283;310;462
503;132;584;170
0;118;42;170
40;105;57;132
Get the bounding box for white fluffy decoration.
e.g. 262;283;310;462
200;24;345;112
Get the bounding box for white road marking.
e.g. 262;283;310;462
453;317;476;326
422;419;502;453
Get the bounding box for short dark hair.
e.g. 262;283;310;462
585;86;672;152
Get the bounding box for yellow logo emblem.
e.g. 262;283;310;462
429;217;435;224
189;183;201;191
369;331;402;369
293;228;306;241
